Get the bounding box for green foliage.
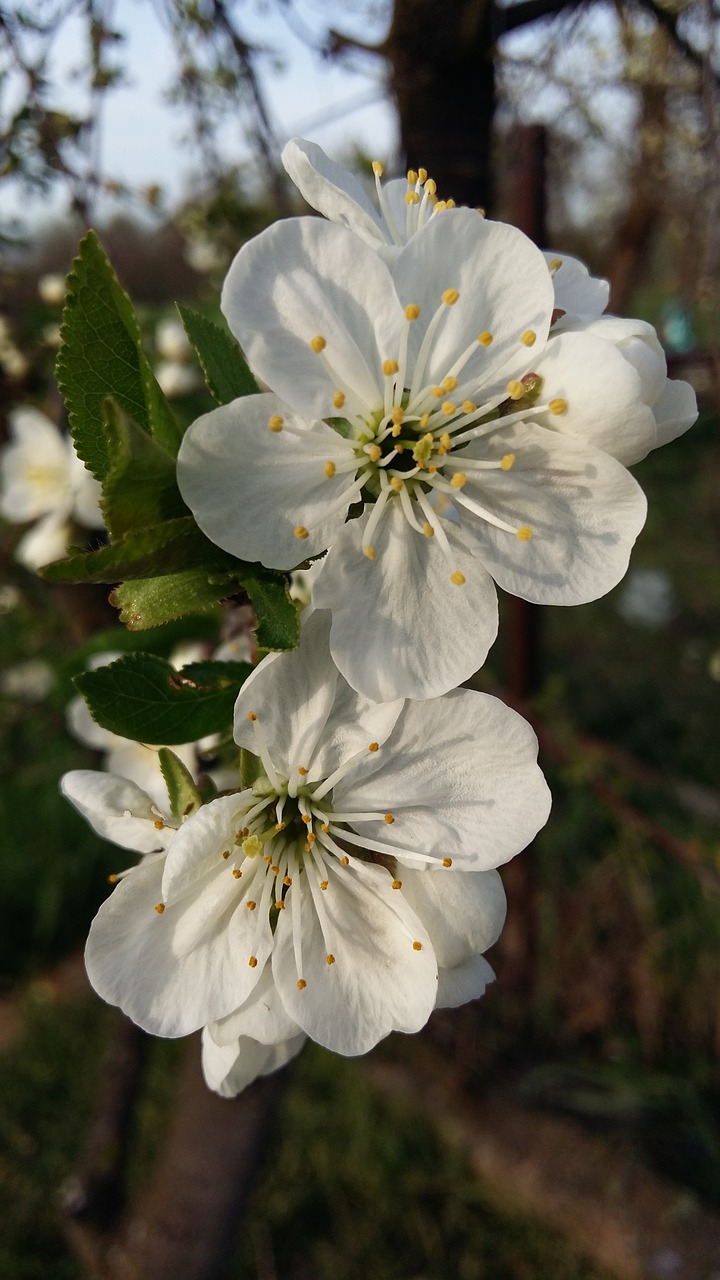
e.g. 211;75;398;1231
74;653;252;744
100;399;190;538
158;748;204;822
177;304;259;404
56;231;181;478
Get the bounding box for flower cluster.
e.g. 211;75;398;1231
63;140;696;1097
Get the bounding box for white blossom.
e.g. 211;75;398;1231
62;611;549;1076
178;211;648;700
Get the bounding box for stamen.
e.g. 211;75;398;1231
297;979;307;990
383;359;399;376
384;813;395;824
326;954;335;965
153;819;164;830
405;304;420;321
507;380;524;400
549;398;567;415
324;460;337;479
249;714;282;790
392;879;402;889
311;740;383;802
310;336;326;353
521;330;537;347
478;331;493;346
294;526;309;540
451;571;466;586
516;525;533;541
549;257;563;272
268;415;284;433
442;857;453;867
442;288;459;306
332;390;345;409
154;903;165;914
450;473;467;489
501;453;516;470
249;955;258;967
412;941;423;951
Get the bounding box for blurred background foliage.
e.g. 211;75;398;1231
2;0;720;1276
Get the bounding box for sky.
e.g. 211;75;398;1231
2;0;398;225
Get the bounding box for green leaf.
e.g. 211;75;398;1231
239;747;262;791
75;653;251;744
57;230;182;479
100;399;190;539
111;567;239;629
158;748;204;823
241;571;299;651
177;303;258;405
39;518;229;585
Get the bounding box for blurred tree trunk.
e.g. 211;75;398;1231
386;0;497;211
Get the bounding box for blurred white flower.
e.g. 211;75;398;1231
38;273;66;306
155;360;200;399
184;237;227;274
0;407;103;570
616;566;676;628
155;317;193;362
0;658;55;701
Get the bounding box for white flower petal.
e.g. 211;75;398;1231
208;962;302;1046
652;378;698;450
313;500;498;701
61;770;170;853
436;954;496;1008
15;511;73;570
221;218;402;418
0;408;71;521
162;793;247;900
399;866;506;967
533;331;657;465
333;690;551;869
459;421;648;605
201;1027;306;1098
392;211;555;391
282;137;386;246
544;251;609;318
272;857;437;1055
177;393;355;567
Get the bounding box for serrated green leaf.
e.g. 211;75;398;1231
158;748;204;822
100;399;190;539
57;230;182;479
75;652;247;744
39;518;229;585
177;303;258;405
241;572;299;651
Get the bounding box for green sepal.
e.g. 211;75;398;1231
239;747;263;791
100;398;190;540
74;652;252;744
241;571;299;652
158;748;204;823
177;303;258;405
56;230;182;479
111;567;238;629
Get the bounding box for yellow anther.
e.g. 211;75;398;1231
275;822;286;831
391;406;404;425
153;819;164;830
412;941;423;951
446;198;456;208
232;868;242;879
383;358;399;376
428;464;438;473
272;862;281;872
477;206;486;217
404;190;420;205
451;571;466;586
431;386;444;398
549;397;567;415
418;167;427;183
521;330;537;347
108;874;118;884
419;413;430;428
442;376;458;392
297;978;307;990
391;423;402;438
154;902;165;914
441;401;456;416
425;178;437;195
340;856;349;866
310;335;326;353
462;400;477;414
267;414;284;432
320;880;328;890
248;955;258;967
222;850;230;860
516;525;534;541
549;257;563;272
442;857;453;867
238;827;249;838
242;834;263;858
294;526;309;540
283;875;293;886
275;899;285;910
507;380;524;400
363;545;376;560
407;168;418;184
501;453;516;471
478;331;493;346
248;712;257;721
384;813;395;825
405;303;420;321
369;741;379;752
301;812;311;822
392;879;402;890
264;854;272;864
422;522;434;538
332;390;345;409
442;288;459;306
324;460;336;479
372;159;384;176
390;476;404;492
450;473;467;489
321;823;329;833
434;200;447;212
367;444;382;462
246;900;257;911
326;953;336;965
439;432;452;451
